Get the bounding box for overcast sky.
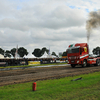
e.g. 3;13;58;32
0;0;100;57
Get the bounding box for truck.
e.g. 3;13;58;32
67;43;100;68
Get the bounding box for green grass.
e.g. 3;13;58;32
0;62;67;69
0;72;100;100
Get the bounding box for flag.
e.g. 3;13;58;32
15;45;18;59
47;47;52;58
48;47;50;55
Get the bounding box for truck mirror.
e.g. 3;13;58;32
66;50;67;54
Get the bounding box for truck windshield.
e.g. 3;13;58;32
67;48;79;54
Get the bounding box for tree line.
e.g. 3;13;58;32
1;45;99;58
0;47;67;58
0;47;28;58
92;46;100;55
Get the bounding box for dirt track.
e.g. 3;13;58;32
0;65;100;86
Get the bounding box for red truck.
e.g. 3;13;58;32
67;43;100;68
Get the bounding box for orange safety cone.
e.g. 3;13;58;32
33;81;37;91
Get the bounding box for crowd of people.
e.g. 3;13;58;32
0;58;67;67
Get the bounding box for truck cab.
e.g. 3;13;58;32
67;43;89;67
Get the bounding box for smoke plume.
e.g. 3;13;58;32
86;10;100;42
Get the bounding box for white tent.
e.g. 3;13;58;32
40;52;57;58
40;51;49;58
24;54;36;58
0;54;4;59
51;55;58;58
40;51;54;58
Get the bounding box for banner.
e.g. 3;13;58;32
0;62;6;67
20;61;26;65
28;61;40;65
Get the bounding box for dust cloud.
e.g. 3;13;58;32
86;10;100;42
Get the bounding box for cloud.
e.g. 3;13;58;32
0;0;100;57
0;2;86;31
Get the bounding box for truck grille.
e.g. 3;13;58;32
71;56;76;59
71;60;75;63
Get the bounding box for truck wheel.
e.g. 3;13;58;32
96;59;100;66
71;64;76;68
82;60;87;67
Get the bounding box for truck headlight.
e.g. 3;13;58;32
77;61;79;63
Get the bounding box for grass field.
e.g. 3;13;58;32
0;71;100;100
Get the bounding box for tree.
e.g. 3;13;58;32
62;51;67;56
51;52;58;57
4;50;11;58
0;48;4;55
32;48;41;57
18;47;28;57
11;47;28;57
41;47;49;55
92;46;100;55
32;47;49;57
11;48;16;57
